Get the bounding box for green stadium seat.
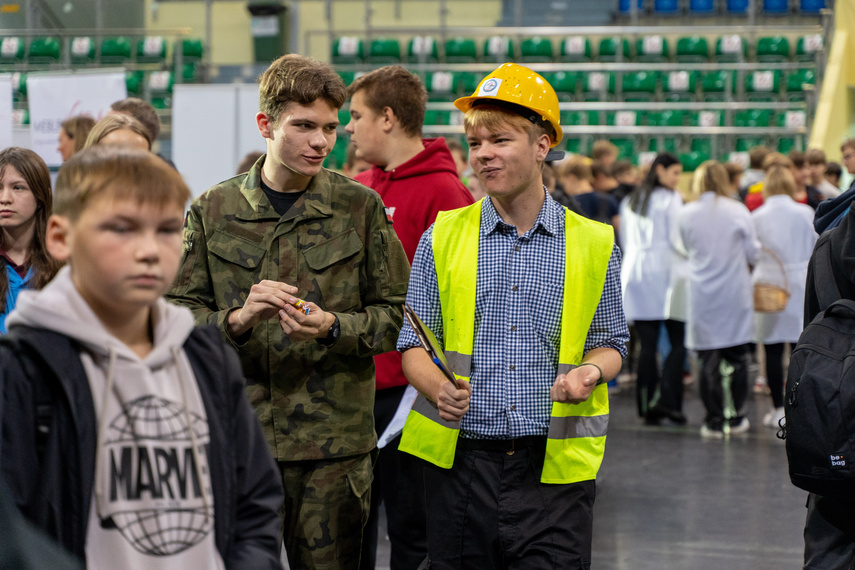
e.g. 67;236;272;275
795;34;823;62
606;110;641;127
337;70;355;86
368;38;401;63
675;36;709;63
178;63;201;83
582;71;616;100
99;36;132;64
0;37;24;65
337;107;350;126
11;108;28;127
778;137;803;153
647;138;679;155
559;36;592;62
457;71;483;96
27;36;60;64
70;36;95;65
776;110;807;128
701;70;737;101
150;97;171;110
636;35;669;63
756;36;790;63
648;110;685;127
11;72;26;101
560;110;584;126
690;138;712;155
424;109;450;126
520;36;554;63
735;109;772;127
324;138;348;170
620;71;658;102
714;35;748;63
610;138;635;159
125;70;144;96
408;36;438;63
148;70;174;95
735;137;766;152
680;151;709;171
177;38;204;63
785;68;816;101
483;36;515;61
332;36;364;64
444;37;477;63
662;70;698;102
543;71;578;101
745;70;782;101
565;138;583;155
689;110;724;127
598;37;631;61
585;110;603;126
136;36;167;64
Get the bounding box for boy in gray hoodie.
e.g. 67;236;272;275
0;145;283;568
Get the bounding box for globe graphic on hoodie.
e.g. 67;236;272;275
101;395;214;556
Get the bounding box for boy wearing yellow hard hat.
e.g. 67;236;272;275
396;63;629;567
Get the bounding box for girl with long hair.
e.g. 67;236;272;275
0;147;62;332
620;152;687;425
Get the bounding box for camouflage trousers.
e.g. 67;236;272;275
279;452;374;570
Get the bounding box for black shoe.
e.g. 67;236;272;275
650;404;687;426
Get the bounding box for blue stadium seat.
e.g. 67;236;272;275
690;0;715;13
618;0;645;13
800;0;826;12
727;0;748;13
764;0;788;13
654;0;679;14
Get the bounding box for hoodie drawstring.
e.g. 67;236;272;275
94;347;118;518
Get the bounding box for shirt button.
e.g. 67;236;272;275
510;404;516;411
509;364;515;371
512;285;518;292
510;325;516;332
514;245;520;252
507;450;515;456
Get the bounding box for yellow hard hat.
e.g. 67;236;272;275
454;63;563;148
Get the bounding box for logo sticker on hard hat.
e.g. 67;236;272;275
478;78;502;96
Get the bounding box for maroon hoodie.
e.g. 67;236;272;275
356;137;474;390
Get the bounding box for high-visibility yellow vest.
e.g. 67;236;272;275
399;199;615;484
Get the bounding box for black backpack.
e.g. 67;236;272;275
781;235;855;499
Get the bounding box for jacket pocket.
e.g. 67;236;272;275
301;229;363;311
208;230;267;270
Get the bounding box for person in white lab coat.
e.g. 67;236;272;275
751;166;818;429
678;161;762;438
620;153;687;425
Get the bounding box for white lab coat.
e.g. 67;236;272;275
677;192;762;351
751;195;818;343
619;187;685;322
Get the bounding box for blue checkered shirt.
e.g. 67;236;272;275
397;191;629;439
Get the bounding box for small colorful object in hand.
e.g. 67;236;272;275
293;298;311;315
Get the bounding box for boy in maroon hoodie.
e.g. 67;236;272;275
345;65;473;569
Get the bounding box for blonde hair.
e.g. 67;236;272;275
763;165;796;199
54;145;190;221
690;160;731;200
559;156;593;183
592;140;618;161
84;114;152;150
463;105;545;145
761;152;794;172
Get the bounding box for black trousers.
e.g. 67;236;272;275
634;319;686;415
697;344;750;429
764;342;786;409
422;437;595;570
361;386;428;570
804;493;855;569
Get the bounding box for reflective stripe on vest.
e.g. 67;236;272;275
399;199;614;483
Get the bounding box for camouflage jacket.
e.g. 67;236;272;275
168;157;409;461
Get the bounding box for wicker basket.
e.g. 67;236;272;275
753;247;790;313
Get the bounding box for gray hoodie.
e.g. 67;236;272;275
8;267;226;569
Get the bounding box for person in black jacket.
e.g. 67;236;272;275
802;205;855;568
0;146;283;568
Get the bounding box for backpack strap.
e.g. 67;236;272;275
814;234;842;311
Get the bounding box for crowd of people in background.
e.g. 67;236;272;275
2;56;855;569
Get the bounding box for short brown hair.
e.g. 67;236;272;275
612;160;634;179
690;160;730;199
592;140;617;161
788;150;806;169
748;146;771;169
110;97;161;141
84;114;152;150
258;54;347;125
55;145;190;222
761;152;794;171
559;156;593;183
841;139;855;154
60;116;96;155
723;162;744;184
347;66;427;137
590;160;613;180
763;165;796;199
805;148;827;166
237;151;264;174
464;105;545;145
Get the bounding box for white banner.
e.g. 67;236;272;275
27;71;127;167
0;76;13;151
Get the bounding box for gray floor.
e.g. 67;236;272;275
372;378;808;569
